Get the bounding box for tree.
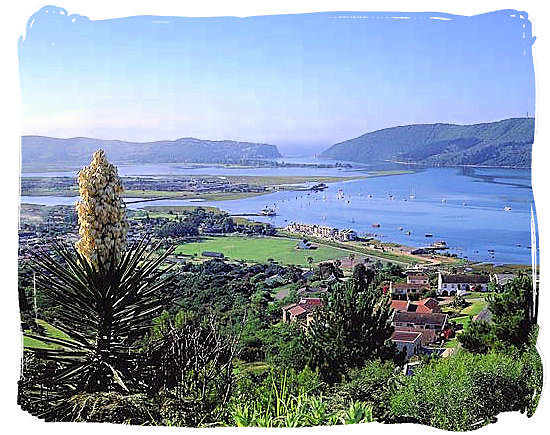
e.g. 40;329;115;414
458;320;493;354
488;272;537;349
304;264;399;383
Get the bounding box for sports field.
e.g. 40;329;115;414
175;236;352;266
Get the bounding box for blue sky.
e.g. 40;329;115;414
18;6;535;154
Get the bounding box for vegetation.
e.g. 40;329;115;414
321;117;534;168
304;264;402;383
175;236;349;266
18;151;542;430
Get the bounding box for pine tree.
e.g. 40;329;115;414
304;264;399;383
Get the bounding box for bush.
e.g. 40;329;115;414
390;350;542;430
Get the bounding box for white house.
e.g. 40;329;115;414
437;273;489;296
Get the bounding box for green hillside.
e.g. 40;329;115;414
320;118;534;168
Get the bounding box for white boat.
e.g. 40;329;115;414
260;207;276;216
504;206;512;211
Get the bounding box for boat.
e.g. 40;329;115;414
310;183;328;191
260;207;276;216
504;206;512;211
398;227;404;231
368;194;373;198
405;231;411;235
372;223;381;228
431;240;447;249
425;233;433;238
442;198;446;203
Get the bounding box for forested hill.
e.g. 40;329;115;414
21;136;282;166
320;118;534;168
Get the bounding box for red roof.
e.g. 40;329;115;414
300;297;323;307
391;300;409;311
416;298;441;313
287;305;307;317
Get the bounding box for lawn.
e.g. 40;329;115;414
461;300;486;317
175;236;351;266
23;319;72;350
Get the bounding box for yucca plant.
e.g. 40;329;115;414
20;150;177;419
25;238;176;394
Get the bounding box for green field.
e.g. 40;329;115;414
23;319;72;350
175;236;351;266
461;300;486;317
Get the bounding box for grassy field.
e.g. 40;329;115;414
23;319;72;350
175;236;351;266
461;300;486;317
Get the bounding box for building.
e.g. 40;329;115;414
392;311;448;331
437;273;489;296
391;297;441;314
201;251;224;258
282;297;324;327
407;273;429;285
286;222;357;242
394;326;438;346
391;300;410;312
414;297;441;314
391;330;422;359
390;282;429;298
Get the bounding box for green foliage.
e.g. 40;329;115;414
229;369;372;427
23;238;176;397
390;349;542;430
321;117;533;167
488;272;537;349
331;360;401;422
458;320;493;354
304;264;400;383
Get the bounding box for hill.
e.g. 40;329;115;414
320;118;534;168
21;136;282;166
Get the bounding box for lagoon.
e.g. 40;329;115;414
20;164;536;265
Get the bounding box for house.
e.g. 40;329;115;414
392;311;448;331
391;298;441;314
391;300;410;312
394;326;438;346
407;273;429;285
390;282;429;298
391;330;422;359
437;273;489;296
201;251;224;258
414;297;441;314
282;297;324;326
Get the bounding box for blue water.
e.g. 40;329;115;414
20;166;536;265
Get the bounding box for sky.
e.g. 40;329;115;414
18;6;535;155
